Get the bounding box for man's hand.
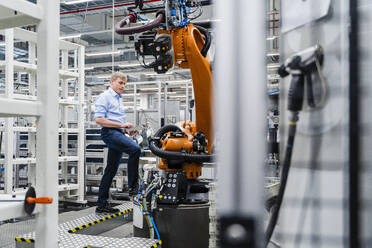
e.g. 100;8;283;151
121;122;134;129
128;130;138;136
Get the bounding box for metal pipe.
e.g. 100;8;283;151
60;0;162;15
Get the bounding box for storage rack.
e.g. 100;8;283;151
0;27;86;204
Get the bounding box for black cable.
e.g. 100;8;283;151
0;131;2;155
194;25;211;57
188;4;203;20
349;0;360;246
264;118;298;247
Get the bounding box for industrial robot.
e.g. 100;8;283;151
115;1;213;247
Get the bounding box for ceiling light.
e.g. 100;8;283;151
139;87;161;91
267;36;279;41
267;63;280;69
86;51;121;57
118;63;142;68
63;0;94;5
60;34;81;40
168;95;186;98
96;75;110;79
84;66;95;70
144;72;174;77
122;93;141;96
267;52;280;56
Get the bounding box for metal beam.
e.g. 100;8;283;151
215;0;266;247
0;0;43;29
0;98;42;117
35;0;59;247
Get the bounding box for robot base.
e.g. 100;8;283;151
134;202;210;248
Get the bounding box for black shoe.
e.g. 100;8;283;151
128;185;139;197
95;204;120;214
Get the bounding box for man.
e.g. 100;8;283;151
94;72;140;213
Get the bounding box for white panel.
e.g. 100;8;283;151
0;0;43;29
0;98;42;117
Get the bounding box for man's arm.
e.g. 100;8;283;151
96;117;133;129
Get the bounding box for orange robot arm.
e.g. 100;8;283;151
152;24;214;179
169;24;214;153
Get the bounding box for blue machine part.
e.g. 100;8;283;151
170;0;190;27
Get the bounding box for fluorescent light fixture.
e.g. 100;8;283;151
267;52;280;56
84;66;95;70
86;51;121;57
118;63;141;68
60;34;81;40
63;0;94;5
267;36;279;41
168;95;186;98
122;93;141;96
144;72;174;77
267;63;280;69
139;87;161;91
96;75;111;79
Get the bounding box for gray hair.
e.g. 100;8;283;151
111;72;127;82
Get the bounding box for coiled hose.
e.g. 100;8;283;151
149;124;214;163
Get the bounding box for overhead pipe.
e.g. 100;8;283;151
60;0;162;15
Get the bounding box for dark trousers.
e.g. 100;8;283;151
97;128;141;207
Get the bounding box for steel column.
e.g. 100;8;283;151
61;49;69;184
215;0;266;247
35;0;59;247
28;41;37;187
77;46;86;202
4;28;14;194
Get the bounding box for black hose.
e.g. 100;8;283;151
194;25;211;57
264;121;297;247
154;124;182;137
115;12;165;35
149;124;214;163
0;131;2;155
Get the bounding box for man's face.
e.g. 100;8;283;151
111;77;126;94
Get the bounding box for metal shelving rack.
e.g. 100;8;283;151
0;0;60;247
0;27;86;204
59;37;86;204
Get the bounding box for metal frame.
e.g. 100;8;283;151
0;28;86;204
0;0;59;247
0;0;43;30
59;43;86;204
124;80;192;128
214;0;266;247
0;2;85;247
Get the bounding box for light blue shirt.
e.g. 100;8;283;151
94;87;126;124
